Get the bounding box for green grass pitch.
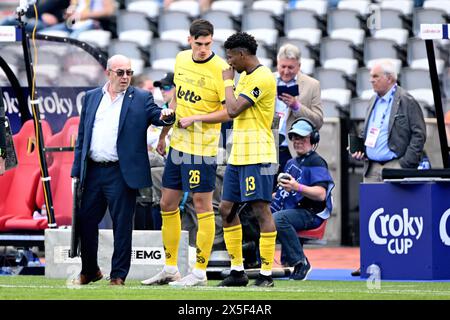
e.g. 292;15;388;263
1;276;450;300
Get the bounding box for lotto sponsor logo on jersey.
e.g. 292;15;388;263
368;208;423;255
177;86;201;103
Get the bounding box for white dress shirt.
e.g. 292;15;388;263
89;82;125;162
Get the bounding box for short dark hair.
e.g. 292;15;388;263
190;19;214;39
224;32;258;55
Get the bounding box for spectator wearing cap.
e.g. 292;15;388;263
153;72;175;109
271;118;334;281
146;73;175;153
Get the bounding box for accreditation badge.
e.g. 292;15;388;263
365;127;380;148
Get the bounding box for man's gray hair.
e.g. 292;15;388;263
377;59;397;81
277;43;301;62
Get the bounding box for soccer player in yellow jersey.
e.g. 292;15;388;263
218;32;278;287
141;19;230;287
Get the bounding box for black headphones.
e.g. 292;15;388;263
289;117;320;145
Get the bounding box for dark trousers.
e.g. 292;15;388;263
79;161;137;280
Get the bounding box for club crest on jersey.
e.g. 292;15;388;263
251;87;260;98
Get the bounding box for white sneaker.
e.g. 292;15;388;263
141;269;181;285
168;273;207;287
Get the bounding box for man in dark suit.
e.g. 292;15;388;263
350;59;426;276
71;54;175;285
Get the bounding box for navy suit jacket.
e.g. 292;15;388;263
71;86;174;189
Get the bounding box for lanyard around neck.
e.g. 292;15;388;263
372;84;397;129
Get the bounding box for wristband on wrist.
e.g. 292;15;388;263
290;101;300;111
224;79;234;87
297;183;303;193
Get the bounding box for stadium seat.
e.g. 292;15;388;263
337;0;370;15
321;99;347;118
315;67;352;107
293;0;328;16
356;67;373;99
297;219;328;245
116;10;153;47
327;8;365;45
363;38;403;74
423;0;450;15
150;39;182;71
210;0;245;17
320;38;359;75
126;0;161;19
201;10;237;42
284;9;323;45
158;11;191;45
371;9;409;46
77;29;112;49
241;9;280;46
407;37;445;75
400;67;435;111
34;117;81;228
252;0;286;16
0;120;53;231
413;7;448;38
167;0;200;17
380;0;414;16
350;97;371;120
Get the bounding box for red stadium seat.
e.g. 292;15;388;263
297;219;327;245
0;120;53;231
35;116;80;228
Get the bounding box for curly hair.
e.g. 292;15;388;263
224;32;258;55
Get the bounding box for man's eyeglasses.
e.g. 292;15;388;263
109;69;134;77
161;85;174;91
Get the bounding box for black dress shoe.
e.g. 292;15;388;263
73;270;103;285
351;268;361;276
110;278;125;286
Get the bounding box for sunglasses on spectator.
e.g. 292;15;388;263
161;85;174;91
109;69;134;77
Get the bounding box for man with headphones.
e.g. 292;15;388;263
271;118;334;280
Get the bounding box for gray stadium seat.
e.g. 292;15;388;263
284;9;323;45
320;38;359;75
158;11;191;45
407;37;445;74
241;9;280;46
363;37;403;74
413;7;448;37
315;67;352;106
355;67;373;99
327;8;365;45
350;97;371;120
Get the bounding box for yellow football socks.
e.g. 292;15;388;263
161;208;181;266
259;231;277;274
223;224;244;268
195;211;215;270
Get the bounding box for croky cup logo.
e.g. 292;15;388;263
439;208;450;246
368;208;423;255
